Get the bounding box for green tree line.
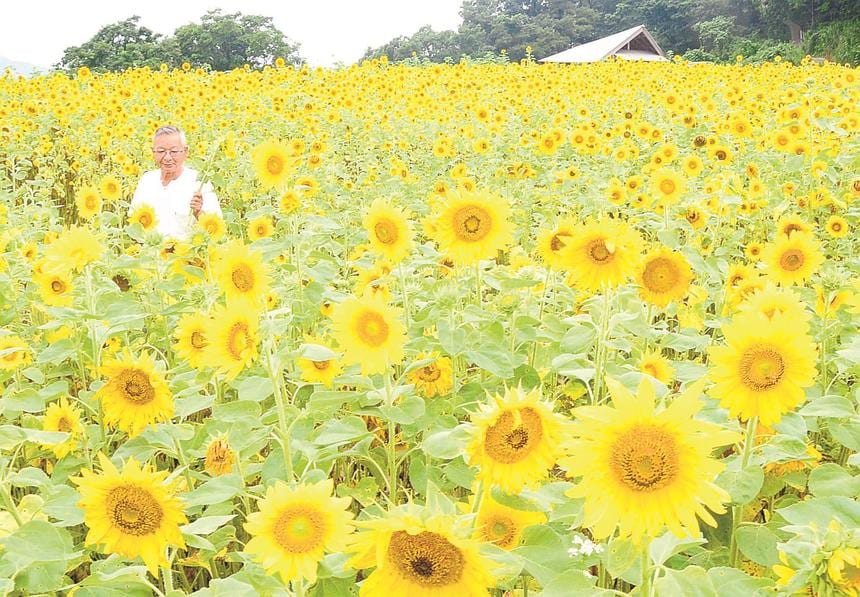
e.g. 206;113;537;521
363;0;860;65
57;10;302;73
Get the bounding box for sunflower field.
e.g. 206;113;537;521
0;56;858;596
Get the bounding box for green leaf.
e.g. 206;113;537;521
42;484;85;526
808;463;860;497
655;565;717;597
312;416;370;446
777;496;860;529
649;532;706;566
829;419;860;451
707;566;774;595
184;474;245;508
233;376;273;402
0;521;80;593
0;425;68;449
798;395;855;418
717;464;764;505
175;394;215;418
182;515;236;535
421;425;472;459
298;343;338;361
604;537;638;578
538;569;598;596
735;523;781;566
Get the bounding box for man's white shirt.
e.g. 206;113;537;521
130;167;222;240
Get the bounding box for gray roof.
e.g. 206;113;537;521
540;25;668;63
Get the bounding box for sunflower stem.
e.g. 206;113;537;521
292;578;305;597
529;267;552;368
0;483;24;528
728;416;758;568
384;370;398;503
161;562;174;594
172;435;195;491
593;287;613;405
522;572;531;596
475;261;482;307
266;344;293;482
398;261;411;330
640;539;653;597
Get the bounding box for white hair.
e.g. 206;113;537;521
153;125;187;146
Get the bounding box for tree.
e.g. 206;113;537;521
57;16;172;73
172;10;302;70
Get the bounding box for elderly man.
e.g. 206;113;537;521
130;125;222;240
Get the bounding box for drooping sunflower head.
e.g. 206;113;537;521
73;453;187;575
363;198;414;263
129;204;157;231
762;232;823;286
204;436;236;476
331;293;405;376
636;246;693;308
708;311;817;425
252;139;293;189
432;190;514;266
214;239;270;305
97;351;174;437
559;218;643;291
638;349;675;384
535;216;577;270
347;510;496;595
297;337;343;388
244;478;354;584
776;214;812;238
737;283;811;331
472;492;547;550
560;378;738;542
466;386;566;494
0;335;31;371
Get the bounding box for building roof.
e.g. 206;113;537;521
540;25;668;63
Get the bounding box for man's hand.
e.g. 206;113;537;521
191;192;203;218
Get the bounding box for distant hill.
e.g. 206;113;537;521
0;56;45;75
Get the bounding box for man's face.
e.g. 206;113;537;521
152;133;187;177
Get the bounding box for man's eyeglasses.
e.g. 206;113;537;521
153;148;186;158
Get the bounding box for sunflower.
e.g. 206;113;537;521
636;246;693;308
99;174;122;201
252;139;293;189
279;189;301;215
825;215;849;239
247;215;274;241
73;453;186;575
559;218;643;291
650;169;685;203
559;378;737;542
204;436;236;476
297;338;343;388
466;386;566;494
244;478;354;584
535;216;577;270
432;190;513;265
205;302;260;381
173;312;210;369
708;312;817;425
36;270;74;307
43;227;103;273
0;335;30;371
129;204;157;231
347;511;495;596
75;185;101;219
213;239;270;305
472;492;546;550
363;198;414;263
638;350;675;384
776;214;812;238
198;212;226;239
331;294;405;376
97;351;174;437
827;547;860;595
762;232;823;286
407;352;453;398
42;397;84;458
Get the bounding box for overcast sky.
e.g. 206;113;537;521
0;0;464;68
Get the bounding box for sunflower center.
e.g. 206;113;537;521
119;370;155;405
831;222;842;232
550;233;568;252
190;330;207;350
272;505;326;554
586;239;613;264
642;257;680;293
106;485;164;536
610;425;679;492
355;310;389;347
139;214;152;227
312;360;331;370
659;179;676;195
419;364;441;381
57;417;72;432
374;219;398;245
227;322;252;361
779;249;804;271
231;264;255;292
51;279;66;293
453;205;492;242
266;155;284;176
388;530;464;587
643;363;658;378
484;407;543;464
85;196;97;209
739;344;785;391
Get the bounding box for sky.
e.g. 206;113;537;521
0;0;465;69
